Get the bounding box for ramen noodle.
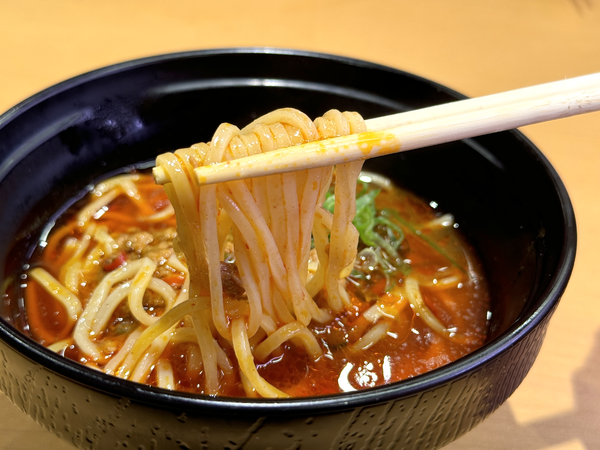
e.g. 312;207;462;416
17;108;490;398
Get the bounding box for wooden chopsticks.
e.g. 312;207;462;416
153;73;600;186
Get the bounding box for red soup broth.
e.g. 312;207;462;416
15;171;489;397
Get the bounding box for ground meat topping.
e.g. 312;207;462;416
221;262;245;300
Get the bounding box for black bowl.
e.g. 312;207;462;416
0;48;575;449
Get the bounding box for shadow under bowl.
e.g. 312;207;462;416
0;48;575;449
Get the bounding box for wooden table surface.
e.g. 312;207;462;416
1;1;599;448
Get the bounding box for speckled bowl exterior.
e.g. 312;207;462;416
0;49;576;449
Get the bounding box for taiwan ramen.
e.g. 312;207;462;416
15;108;490;398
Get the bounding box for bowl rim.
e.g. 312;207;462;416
0;47;577;416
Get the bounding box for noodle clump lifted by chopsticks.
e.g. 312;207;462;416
149;108;366;397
